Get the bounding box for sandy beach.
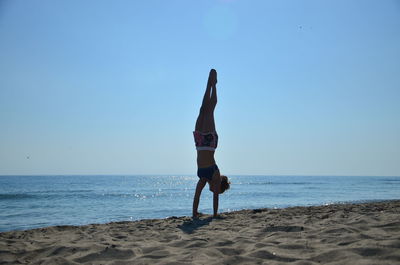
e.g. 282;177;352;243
1;200;399;265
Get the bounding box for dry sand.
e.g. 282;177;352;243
1;200;400;265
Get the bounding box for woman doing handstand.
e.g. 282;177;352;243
192;69;230;218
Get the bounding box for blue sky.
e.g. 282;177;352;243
0;0;399;176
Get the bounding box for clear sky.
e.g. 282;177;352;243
0;0;399;176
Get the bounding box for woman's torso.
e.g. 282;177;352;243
197;150;216;168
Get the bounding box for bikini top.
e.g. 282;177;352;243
193;131;218;151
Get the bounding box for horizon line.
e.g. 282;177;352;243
0;174;399;178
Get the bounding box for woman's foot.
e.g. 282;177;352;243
208;69;217;85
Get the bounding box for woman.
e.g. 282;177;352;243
192;69;230;218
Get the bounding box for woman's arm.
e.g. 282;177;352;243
213;178;221;217
192;179;206;217
213;189;219;217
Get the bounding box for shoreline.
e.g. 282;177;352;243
1;200;400;264
2;199;399;233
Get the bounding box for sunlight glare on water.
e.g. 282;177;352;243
0;175;400;232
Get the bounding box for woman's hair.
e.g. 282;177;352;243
220;175;230;194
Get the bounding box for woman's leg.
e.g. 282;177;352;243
208;82;217;131
195;81;211;131
201;83;216;132
195;70;217;132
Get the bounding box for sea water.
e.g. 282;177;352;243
0;175;399;232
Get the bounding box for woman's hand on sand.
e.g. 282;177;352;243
192;211;202;219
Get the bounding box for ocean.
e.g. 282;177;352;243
0;175;399;232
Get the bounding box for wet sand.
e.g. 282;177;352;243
1;200;400;264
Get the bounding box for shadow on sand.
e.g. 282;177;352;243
178;217;214;234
